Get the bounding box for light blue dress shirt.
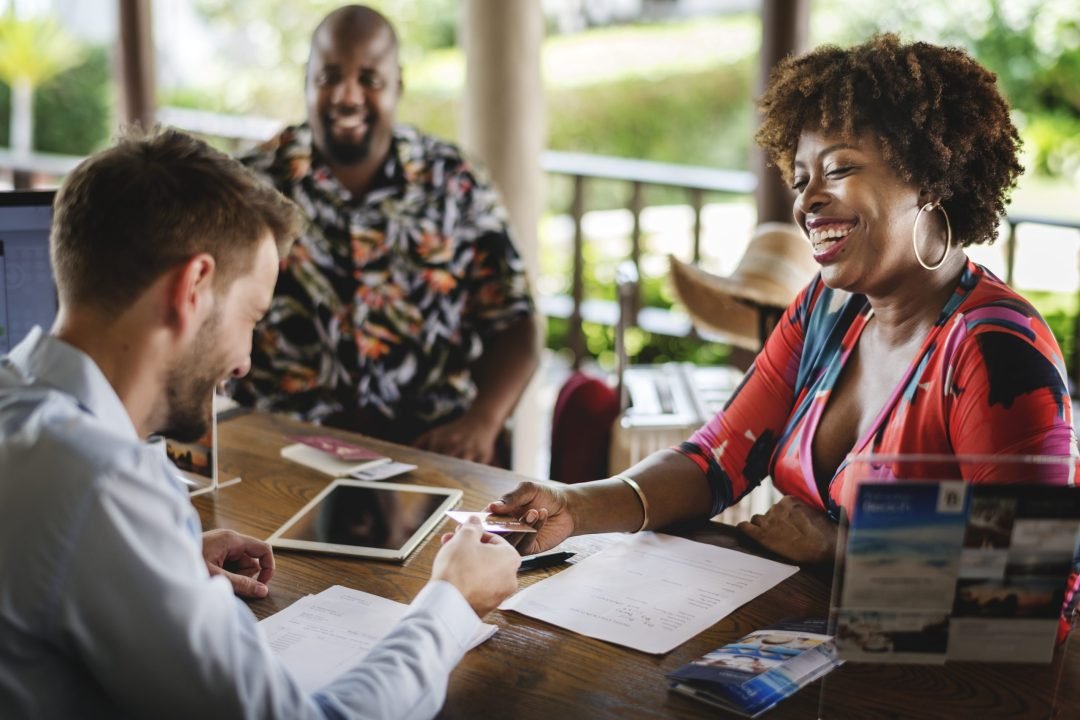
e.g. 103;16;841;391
0;327;482;719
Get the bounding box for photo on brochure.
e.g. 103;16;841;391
164;392;229;496
834;609;950;663
840;482;969;612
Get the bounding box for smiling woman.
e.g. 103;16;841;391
489;37;1077;628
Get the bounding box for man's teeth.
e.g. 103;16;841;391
334;116;364;128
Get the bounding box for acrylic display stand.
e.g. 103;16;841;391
817;454;1079;719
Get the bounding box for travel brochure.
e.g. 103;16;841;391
162;393;240;496
835;481;1080;664
280;435;417;481
668;618;840;718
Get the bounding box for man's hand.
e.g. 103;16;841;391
202;529;275;598
432;517;520;616
486;481;574;555
737;496;838;565
413;412;501;465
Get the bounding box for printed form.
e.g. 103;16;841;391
500;533;798;654
261;585;496;692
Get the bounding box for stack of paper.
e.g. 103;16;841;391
261;585;497;692
501;533;799;654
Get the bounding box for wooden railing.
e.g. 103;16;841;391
539;150;755;366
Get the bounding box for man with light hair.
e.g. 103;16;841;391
0;127;520;719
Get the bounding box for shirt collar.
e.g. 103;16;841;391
289;122;409;201
8;326;139;441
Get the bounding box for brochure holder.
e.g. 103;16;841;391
818;454;1079;719
161;393;241;497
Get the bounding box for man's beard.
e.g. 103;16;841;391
320;111;376;165
160;311;225;443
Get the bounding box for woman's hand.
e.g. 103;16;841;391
737;496;838;565
486;481;575;555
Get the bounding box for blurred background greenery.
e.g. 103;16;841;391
2;0;1078;372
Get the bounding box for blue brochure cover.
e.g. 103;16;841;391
668;618;840;718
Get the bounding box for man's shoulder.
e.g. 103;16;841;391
238;123;314;184
0;383;150;488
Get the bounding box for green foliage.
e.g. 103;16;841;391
399;60;755;213
191;0;459;115
0;13;83;87
818;0;1080;182
30;46;112;154
548;60;754;168
1023;112;1080;181
545;316;734;371
0;45;112;154
1023;290;1079;378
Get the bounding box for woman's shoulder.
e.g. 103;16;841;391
942;261;1066;379
954;262;1056;343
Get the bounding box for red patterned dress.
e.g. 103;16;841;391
676;260;1078;639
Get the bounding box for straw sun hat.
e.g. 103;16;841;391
669;222;819;351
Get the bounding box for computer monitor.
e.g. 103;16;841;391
0;191;57;354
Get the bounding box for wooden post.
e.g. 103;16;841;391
569;175;587;369
628;181;644;316
117;0;155;128
753;0;810;224
690;187;704;263
461;0;545;473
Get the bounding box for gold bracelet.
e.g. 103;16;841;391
615;475;650;533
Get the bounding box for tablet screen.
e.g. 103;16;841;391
269;479;462;561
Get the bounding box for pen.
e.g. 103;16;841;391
518;551;576;572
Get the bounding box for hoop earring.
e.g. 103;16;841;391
912;201;952;271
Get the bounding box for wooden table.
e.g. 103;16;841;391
199;411;1078;719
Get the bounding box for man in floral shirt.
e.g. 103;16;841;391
233;5;539;466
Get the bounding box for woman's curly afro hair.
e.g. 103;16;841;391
755;33;1023;247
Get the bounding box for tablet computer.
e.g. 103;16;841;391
268;479;462;561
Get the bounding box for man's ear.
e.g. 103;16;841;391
168;253;216;338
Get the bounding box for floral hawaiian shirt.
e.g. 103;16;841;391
232;123;534;441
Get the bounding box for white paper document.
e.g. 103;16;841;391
260;585;497;693
500;533;798;654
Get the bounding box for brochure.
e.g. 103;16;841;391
668;618;840;718
835;482;1080;664
163;393;241;496
280;437;416;480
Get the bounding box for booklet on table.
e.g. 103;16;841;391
280;435;417;480
668;618;840;718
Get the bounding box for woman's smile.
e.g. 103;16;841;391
806;218;859;264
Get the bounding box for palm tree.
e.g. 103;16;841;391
0;12;83;159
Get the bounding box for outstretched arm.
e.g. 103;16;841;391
488;449;714;555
